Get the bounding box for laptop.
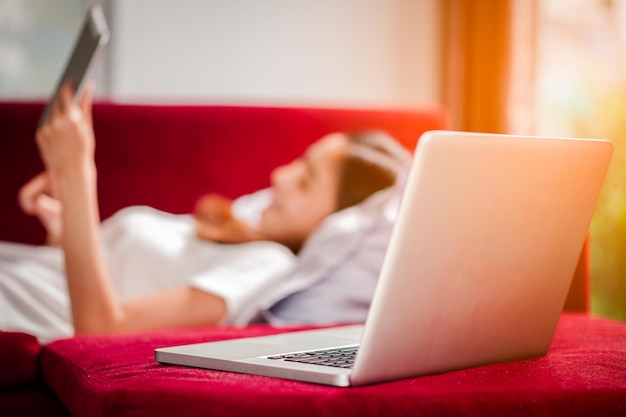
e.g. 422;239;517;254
39;5;110;128
155;130;613;387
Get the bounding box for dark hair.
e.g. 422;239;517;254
336;130;412;211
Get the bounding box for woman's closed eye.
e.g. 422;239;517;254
297;176;310;190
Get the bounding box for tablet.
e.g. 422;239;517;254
38;5;110;128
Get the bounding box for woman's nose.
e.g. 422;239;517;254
271;160;299;187
270;164;288;187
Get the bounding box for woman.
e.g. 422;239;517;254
1;83;411;341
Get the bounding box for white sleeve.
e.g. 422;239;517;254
189;241;296;326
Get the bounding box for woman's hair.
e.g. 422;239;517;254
336;130;412;211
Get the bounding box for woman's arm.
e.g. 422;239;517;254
110;287;226;333
36;84;226;334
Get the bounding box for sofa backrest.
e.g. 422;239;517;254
0;101;447;243
0;101;588;311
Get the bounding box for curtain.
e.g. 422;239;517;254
441;0;532;134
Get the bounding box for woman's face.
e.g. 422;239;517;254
259;133;348;249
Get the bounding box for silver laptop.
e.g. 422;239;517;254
155;131;613;387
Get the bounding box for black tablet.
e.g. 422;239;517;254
38;5;110;128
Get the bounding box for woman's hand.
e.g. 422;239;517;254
35;82;95;178
193;194;265;243
18;172;63;246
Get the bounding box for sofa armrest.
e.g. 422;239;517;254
0;331;40;389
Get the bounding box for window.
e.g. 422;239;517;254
534;0;626;321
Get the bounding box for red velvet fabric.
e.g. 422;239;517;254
0;331;40;388
40;314;626;417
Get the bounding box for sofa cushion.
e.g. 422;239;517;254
40;313;626;417
0;331;40;388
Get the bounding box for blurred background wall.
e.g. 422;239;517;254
0;0;442;106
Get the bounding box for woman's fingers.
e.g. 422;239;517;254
58;83;74;115
195;215;263;243
29;188;64;247
18;172;49;214
79;82;94;124
193;194;233;221
192;194;267;243
49;83;72;124
17;171;64;245
34;80;97;175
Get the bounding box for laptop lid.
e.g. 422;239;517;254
156;131;613;387
351;130;613;385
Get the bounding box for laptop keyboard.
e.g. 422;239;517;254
267;346;359;369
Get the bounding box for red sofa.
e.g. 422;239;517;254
1;101;625;417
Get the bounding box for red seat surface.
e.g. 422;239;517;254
41;313;626;417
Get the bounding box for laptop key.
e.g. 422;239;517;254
266;346;358;369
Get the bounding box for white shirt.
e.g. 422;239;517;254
0;206;296;342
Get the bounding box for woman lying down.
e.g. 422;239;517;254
0;84;411;343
